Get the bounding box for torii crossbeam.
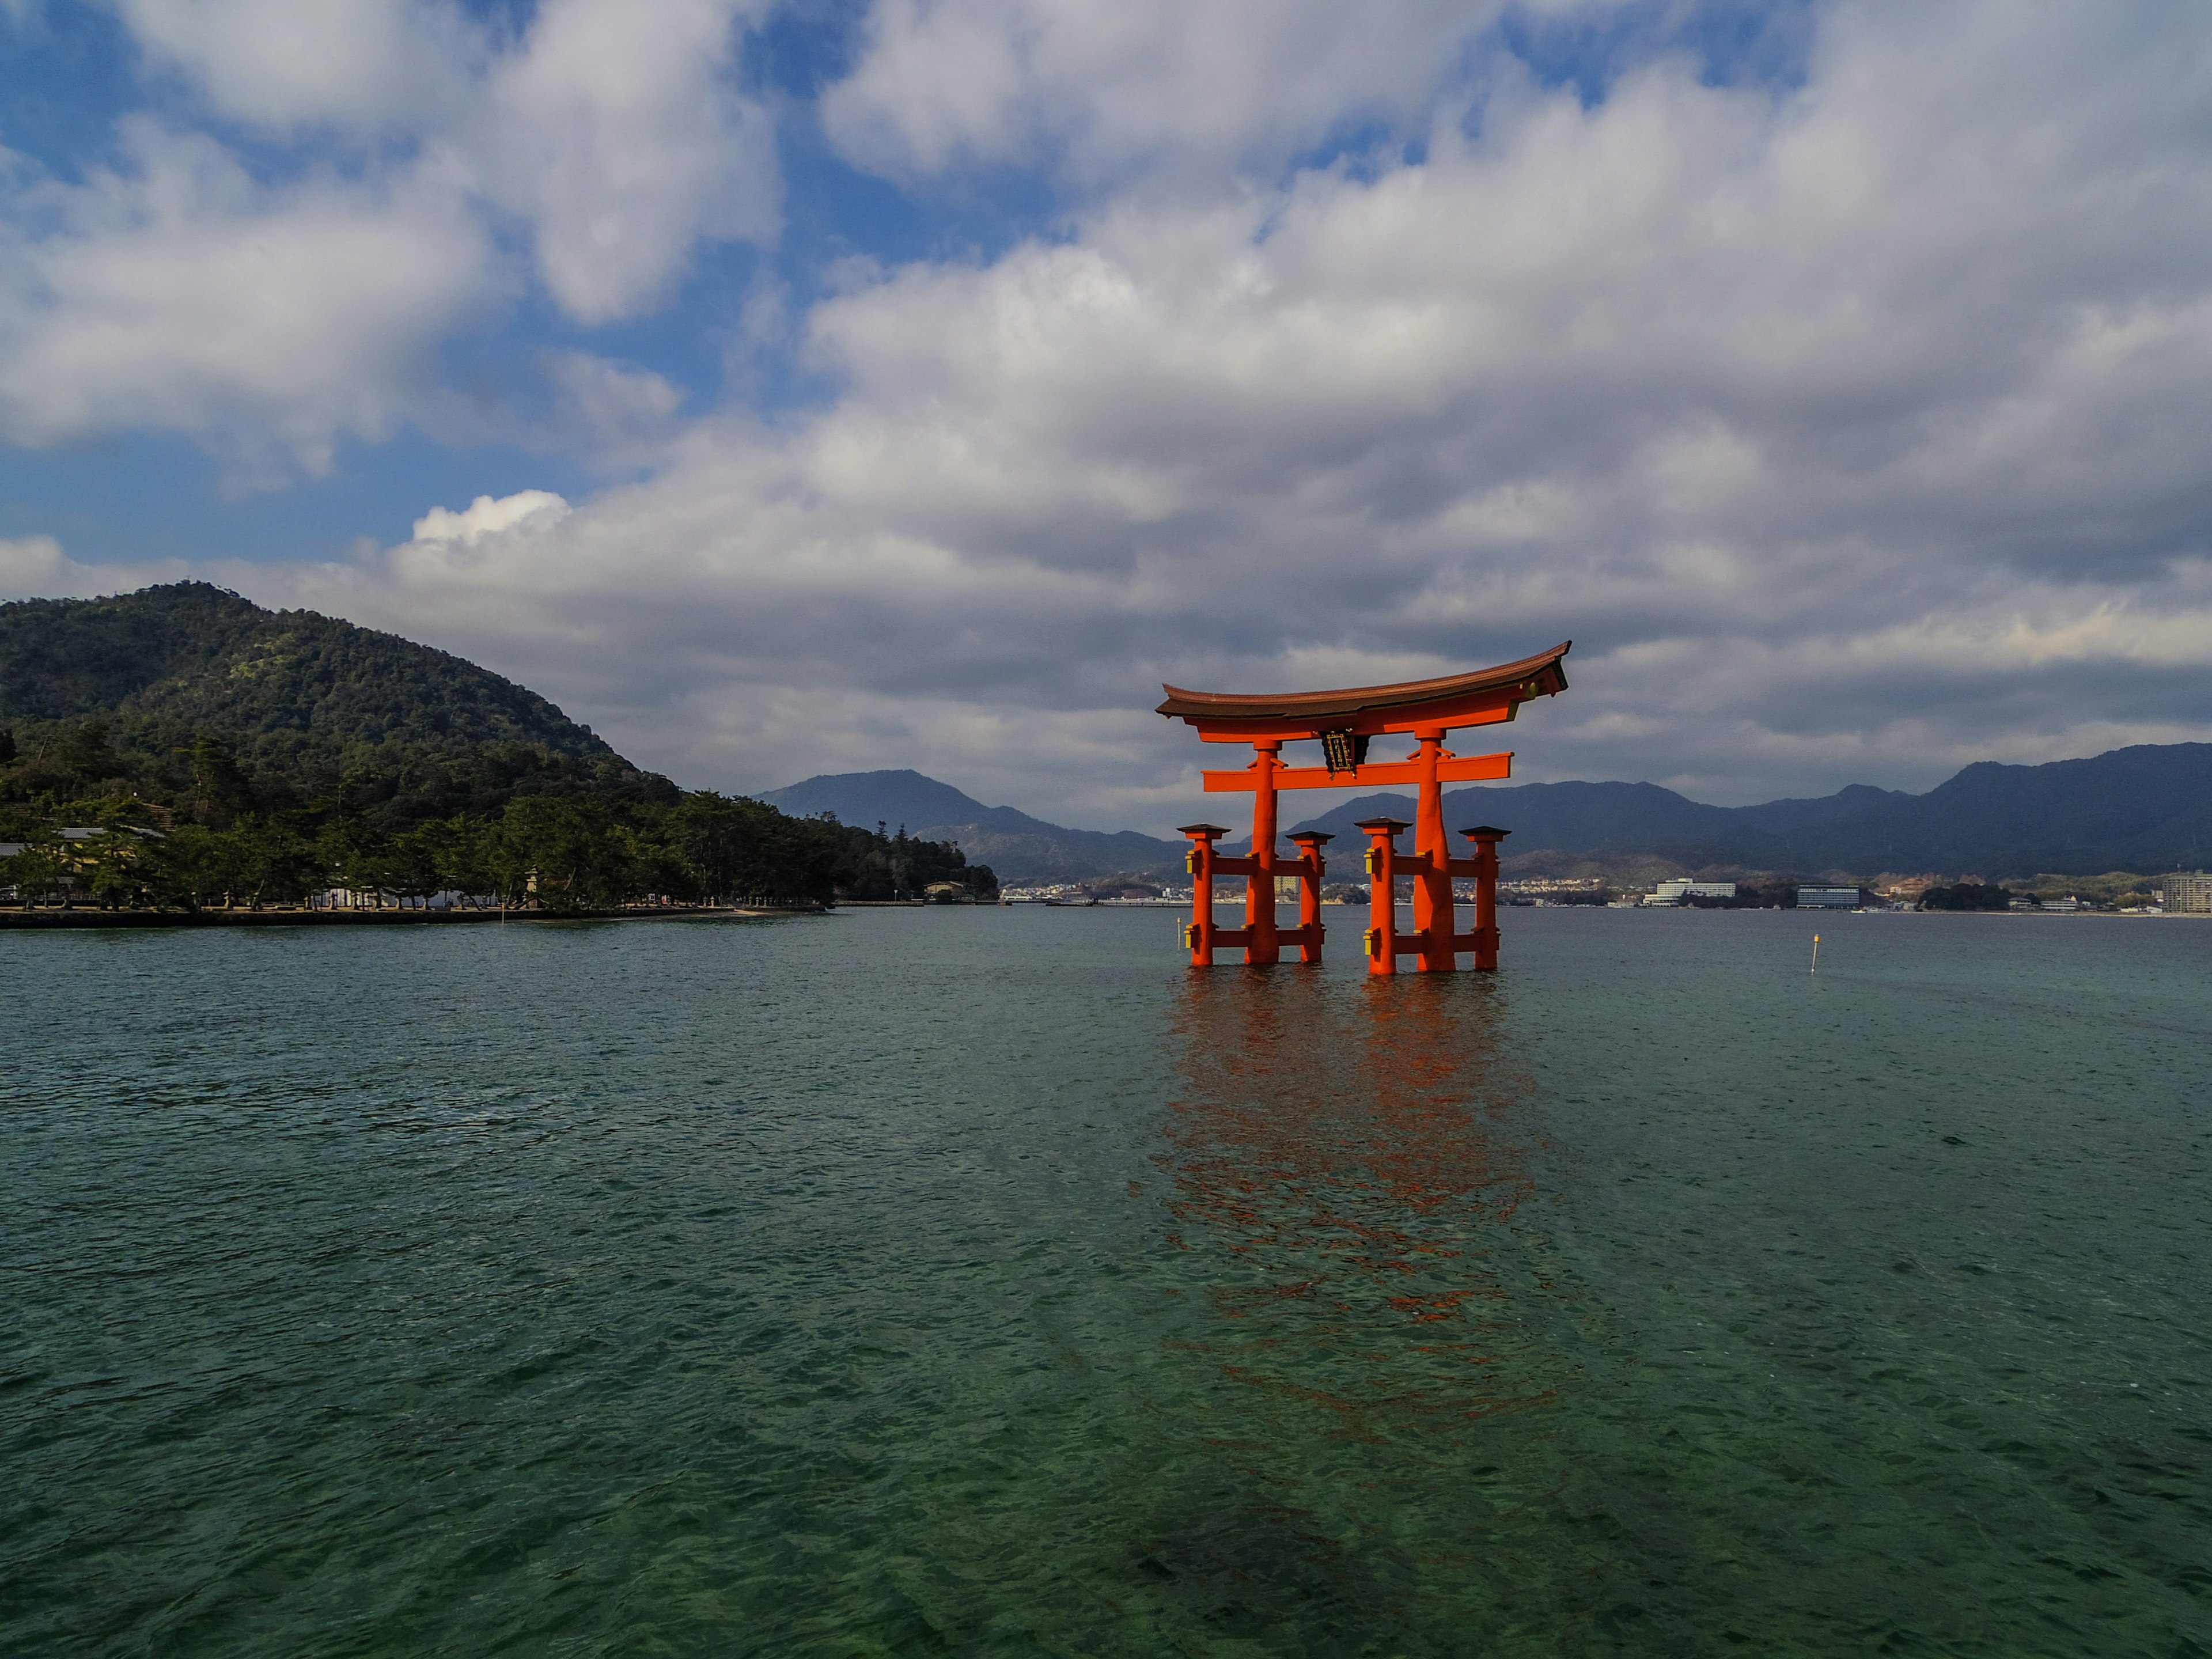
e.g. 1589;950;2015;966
1158;642;1570;974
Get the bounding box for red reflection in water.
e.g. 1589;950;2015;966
1163;969;1554;1440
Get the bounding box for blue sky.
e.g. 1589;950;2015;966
3;1;2210;831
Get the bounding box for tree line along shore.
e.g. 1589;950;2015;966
1;726;997;914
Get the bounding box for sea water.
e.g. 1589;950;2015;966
1;908;2206;1656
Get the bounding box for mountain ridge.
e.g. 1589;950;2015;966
0;581;677;826
1;581;613;755
1277;745;2212;876
767;746;2212;882
757;770;1185;882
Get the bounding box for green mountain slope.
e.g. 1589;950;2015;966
0;582;673;823
1;580;608;751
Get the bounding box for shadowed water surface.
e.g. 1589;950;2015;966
1;908;2206;1654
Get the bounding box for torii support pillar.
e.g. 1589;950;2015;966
1179;823;1228;967
1411;729;1456;972
1289;831;1331;964
1357;816;1411;975
1243;740;1283;964
1458;825;1509;971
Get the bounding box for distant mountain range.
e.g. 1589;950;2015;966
765;745;2212;882
1279;745;2212;877
757;771;1185;882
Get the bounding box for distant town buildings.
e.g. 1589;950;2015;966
1647;879;1736;904
1877;874;1944;901
1796;886;1862;909
2165;871;2212;913
993;868;2204;914
1497;876;1607;897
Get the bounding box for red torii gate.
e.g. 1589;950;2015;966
1157;642;1570;974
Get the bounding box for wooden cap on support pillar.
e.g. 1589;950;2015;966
1178;823;1230;840
1458;825;1510;841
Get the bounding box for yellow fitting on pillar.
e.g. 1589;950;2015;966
1184;923;1202;951
1364;848;1381;877
1184;849;1199;874
1363;927;1381;958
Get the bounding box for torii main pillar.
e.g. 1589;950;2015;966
1160;643;1570;973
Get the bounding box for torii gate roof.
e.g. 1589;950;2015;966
1157;641;1570;736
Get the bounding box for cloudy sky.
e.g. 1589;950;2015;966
3;1;2210;831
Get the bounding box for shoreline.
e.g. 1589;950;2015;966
0;904;824;930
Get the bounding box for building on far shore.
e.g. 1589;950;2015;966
1647;879;1736;905
1796;886;1862;909
2165;871;2212;913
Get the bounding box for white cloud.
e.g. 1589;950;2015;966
0;0;781;479
0;535;191;601
115;0;480;130
0;122;497;484
541;351;685;467
824;0;1503;186
457;0;779;324
411;489;571;548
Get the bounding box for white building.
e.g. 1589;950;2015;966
1647;878;1737;904
2165;871;2212;914
1797;887;1861;909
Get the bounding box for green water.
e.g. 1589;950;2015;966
2;908;2206;1656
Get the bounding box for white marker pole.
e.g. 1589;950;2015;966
1810;933;1821;974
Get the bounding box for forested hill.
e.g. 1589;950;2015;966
0;583;997;908
1;581;612;748
0;582;670;822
